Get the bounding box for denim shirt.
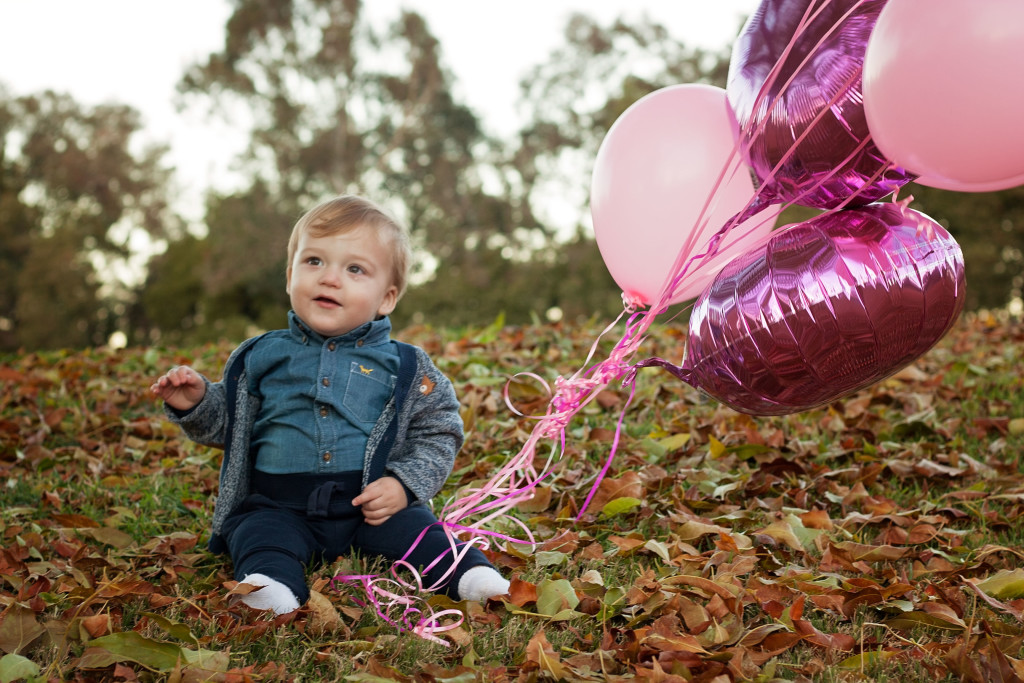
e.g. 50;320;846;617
246;312;399;474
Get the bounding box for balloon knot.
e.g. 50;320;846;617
622;292;646;313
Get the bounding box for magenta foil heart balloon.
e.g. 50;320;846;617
727;0;916;212
637;204;965;415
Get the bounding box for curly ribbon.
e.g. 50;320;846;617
331;0;912;644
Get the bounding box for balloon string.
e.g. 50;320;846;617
330;304;652;644
655;144;767;306
653;1;825;305
745;0;858;149
578;376;639;515
741;0;822;150
656;0;866;314
331;0;897;645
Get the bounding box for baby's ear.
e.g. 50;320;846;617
285;266;293;294
377;285;398;317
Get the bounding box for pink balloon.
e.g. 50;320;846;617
591;84;778;307
636;203;965;415
864;0;1024;192
911;171;1024;195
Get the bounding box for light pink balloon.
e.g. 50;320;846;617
591;84;778;307
863;0;1024;192
911;170;1024;194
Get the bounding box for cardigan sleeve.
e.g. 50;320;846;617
163;376;228;448
161;334;262;449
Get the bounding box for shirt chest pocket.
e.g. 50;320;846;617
342;361;396;423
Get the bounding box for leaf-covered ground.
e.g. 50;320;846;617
2;312;1024;682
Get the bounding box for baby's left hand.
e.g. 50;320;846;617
352;476;408;526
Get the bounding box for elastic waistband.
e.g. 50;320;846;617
252;469;362;517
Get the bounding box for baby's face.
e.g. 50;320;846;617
286;224;397;338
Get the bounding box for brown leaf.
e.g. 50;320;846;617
515;485;552;513
799;508;834;530
830;541;911;562
645;615;709;652
756;519;806;552
964;579;1024;621
608;534;646;555
0;604;46;655
306;590;343;634
52;513;100;528
113;663;139;681
79;526;135;549
585;471;644;513
81;613;110;638
663;575;742;615
675;597;711;633
364;655;412;682
505;577;538;608
523;630;567;679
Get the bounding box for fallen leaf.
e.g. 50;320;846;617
523;630;568;680
307;590;343;634
536;578;579;617
80;613;110;639
973;569;1024;600
0;605;46;655
0;654;41;682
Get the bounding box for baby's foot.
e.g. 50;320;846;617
457;566;510;602
237;573;301;614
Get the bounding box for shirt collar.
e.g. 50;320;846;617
288;311;392;347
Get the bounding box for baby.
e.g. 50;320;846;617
152;195;508;613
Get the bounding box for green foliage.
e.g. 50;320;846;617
3;7;1024;353
155;4;724;343
0;89;179;351
514;13;732;214
908;182;1024;311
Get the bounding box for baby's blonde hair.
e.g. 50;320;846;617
287;195;412;299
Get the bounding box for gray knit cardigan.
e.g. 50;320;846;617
165;331;465;553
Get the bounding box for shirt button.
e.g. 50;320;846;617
356;339;364;347
322;377;330;387
323;452;332;462
328;342;336;351
319;405;328;417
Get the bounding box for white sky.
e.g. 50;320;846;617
0;0;758;223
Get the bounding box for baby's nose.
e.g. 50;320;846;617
319;266;343;286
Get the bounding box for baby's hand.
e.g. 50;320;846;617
151;366;206;412
352;476;408;526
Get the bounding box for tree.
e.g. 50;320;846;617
507;14;1024;315
907;183;1024;312
164;5;738;336
508;13;733;238
0;88;178;351
163;4;1021;338
170;0;535;332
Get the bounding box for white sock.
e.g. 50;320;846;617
238;573;301;614
457;566;510;602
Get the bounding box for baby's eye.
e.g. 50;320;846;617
305;256;323;266
347;264;365;274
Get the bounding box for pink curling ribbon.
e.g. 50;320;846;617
332;0;930;644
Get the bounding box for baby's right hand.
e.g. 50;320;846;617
151;366;206;412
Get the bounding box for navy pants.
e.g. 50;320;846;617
221;471;491;604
